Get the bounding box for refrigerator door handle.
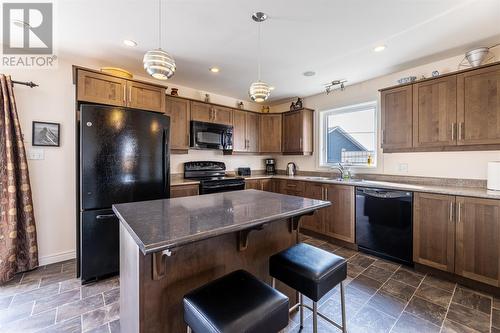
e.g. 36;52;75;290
96;214;116;220
163;128;170;198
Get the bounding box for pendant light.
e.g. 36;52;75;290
143;0;176;80
249;12;271;102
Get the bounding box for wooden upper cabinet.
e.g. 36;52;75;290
213;106;233;126
232;110;247;152
455;196;500;287
260;114;282;153
245;112;260;153
457;63;500;146
165;96;190;151
190;102;233;126
282;108;313;155
127;81;165;113
190;102;212;123
323;184;355;243
381;85;413;150
301;183;324;233
77;70;126;107
413;193;455;272
413;76;457;147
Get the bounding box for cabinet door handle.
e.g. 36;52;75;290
299;138;302;149
382;129;385;144
325;188;328;199
457;202;462;223
214;109;217;120
458;122;464;141
129;86;132;103
451;123;456;141
321;187;325;200
449;201;453;222
123;85;126;102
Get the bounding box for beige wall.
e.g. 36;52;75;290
274;46;500;180
2;58;266;265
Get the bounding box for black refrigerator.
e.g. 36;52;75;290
77;104;170;283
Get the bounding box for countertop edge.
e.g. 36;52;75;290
116;199;331;255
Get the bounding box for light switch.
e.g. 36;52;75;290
28;148;45;160
398;163;408;173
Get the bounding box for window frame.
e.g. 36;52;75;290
319;101;378;168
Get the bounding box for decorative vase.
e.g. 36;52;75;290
170;88;178;96
295;98;303;109
204;94;210;103
290;102;295;111
237;101;244;109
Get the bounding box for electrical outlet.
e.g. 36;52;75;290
28;148;44;160
398;163;408;173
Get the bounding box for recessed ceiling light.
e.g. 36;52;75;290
373;45;386;52
209;67;220;73
303;71;316;77
269;86;275;90
123;39;137;47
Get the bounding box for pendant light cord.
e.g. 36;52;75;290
257;22;261;81
158;0;162;49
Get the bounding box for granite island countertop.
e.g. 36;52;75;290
112;189;330;255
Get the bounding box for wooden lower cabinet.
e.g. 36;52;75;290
322;184;355;243
245;178;274;191
455;196;500;286
301;183;324;233
413;193;455;272
170;184;199;198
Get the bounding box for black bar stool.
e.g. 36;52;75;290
269;242;348;333
183;270;289;333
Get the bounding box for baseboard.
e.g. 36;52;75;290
39;250;76;266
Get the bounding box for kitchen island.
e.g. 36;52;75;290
113;189;330;333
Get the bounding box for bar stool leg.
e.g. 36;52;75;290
187;326;192;333
340;281;347;333
299;293;304;328
272;277;276;288
312;301;318;333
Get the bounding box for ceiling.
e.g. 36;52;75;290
57;0;500;102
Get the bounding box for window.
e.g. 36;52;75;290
319;102;377;167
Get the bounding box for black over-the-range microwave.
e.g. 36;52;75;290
190;121;233;151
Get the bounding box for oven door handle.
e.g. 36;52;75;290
202;183;244;190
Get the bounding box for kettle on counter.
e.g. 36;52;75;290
286;162;297;176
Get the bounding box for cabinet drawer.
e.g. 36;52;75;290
280;180;305;192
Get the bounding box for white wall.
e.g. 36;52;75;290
2;58;266;265
274;46;500;180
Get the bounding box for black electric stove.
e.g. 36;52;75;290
184;161;245;194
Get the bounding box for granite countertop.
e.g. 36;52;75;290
272;175;500;200
113;189;330;255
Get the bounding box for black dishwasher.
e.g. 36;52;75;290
355;187;413;266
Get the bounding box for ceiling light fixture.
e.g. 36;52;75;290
123;39;137;47
303;71;316;77
269;86;275;91
143;0;176;80
249;12;271;103
209;67;220;73
373;45;386;52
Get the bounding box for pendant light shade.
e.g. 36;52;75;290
249;12;271;102
249;81;271;102
143;49;176;80
144;0;176;80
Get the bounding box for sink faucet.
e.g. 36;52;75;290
332;163;351;180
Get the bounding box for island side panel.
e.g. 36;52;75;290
141;218;297;333
120;224;142;333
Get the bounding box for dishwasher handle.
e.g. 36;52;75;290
357;187;412;199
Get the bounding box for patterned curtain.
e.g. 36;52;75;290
0;74;38;283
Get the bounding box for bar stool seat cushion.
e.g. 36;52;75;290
269;243;347;302
183;270;289;333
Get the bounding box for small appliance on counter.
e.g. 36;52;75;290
265;158;276;175
237;167;251;176
487;161;500;191
286;162;297;176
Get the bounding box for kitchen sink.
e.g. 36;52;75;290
303;176;363;183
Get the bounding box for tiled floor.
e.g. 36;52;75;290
0;234;497;333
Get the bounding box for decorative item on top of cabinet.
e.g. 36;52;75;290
381;85;413;150
260;113;282;153
413;75;457;148
413;193;455;273
455;196;500;287
170;88;178;96
165;95;190;153
282;108;314;155
170;184;199;198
